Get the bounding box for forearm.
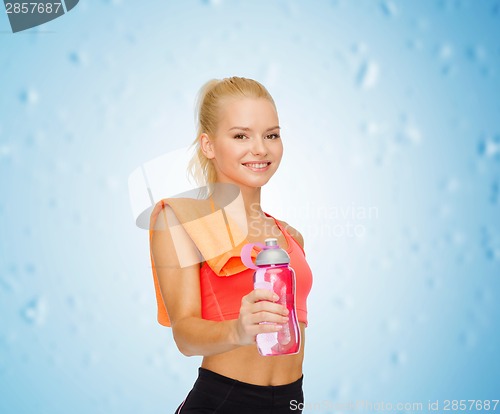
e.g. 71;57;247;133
172;317;242;357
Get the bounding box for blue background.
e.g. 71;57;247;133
1;0;499;413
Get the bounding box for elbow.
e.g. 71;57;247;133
176;341;196;357
172;323;197;357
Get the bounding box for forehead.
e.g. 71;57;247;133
217;97;278;128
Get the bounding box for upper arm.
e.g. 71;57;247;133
279;220;304;250
150;205;203;329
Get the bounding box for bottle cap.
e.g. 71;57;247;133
255;238;290;266
265;238;278;246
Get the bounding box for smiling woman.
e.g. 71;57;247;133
199;96;283;194
149;76;313;414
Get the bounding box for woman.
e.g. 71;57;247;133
149;76;313;413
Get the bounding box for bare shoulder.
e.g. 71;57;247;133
277;219;304;249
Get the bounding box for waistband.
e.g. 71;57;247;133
194;367;303;407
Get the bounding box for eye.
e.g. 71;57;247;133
233;134;248;140
266;133;281;140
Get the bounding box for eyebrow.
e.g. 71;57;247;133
228;126;280;132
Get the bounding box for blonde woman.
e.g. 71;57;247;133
149;76;313;413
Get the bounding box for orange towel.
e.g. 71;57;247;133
148;197;259;327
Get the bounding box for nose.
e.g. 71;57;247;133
251;137;268;156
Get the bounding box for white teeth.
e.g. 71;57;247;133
245;163;268;169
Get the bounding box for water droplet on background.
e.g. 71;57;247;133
68;50;89;66
382;317;400;333
102;0;123;5
380;0;398;17
438;42;454;60
202;0;223;6
19;88;39;105
357;60;380;89
25;262;36;275
490;180;499;204
351;41;368;55
458;330;477;349
396;124;422;145
442;177;460;193
441;62;456;76
82;351;101;367
0;275;17;292
477;134;500;160
480;227;500;261
0;144;13;161
20;296;48;326
67;294;82;311
492;1;500;15
391;350;407;365
407;38;424;51
466;45;487;62
426;276;441;290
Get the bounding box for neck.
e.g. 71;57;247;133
211;181;266;221
239;185;265;220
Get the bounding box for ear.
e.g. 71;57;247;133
200;133;215;159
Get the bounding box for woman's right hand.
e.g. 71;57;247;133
233;289;290;346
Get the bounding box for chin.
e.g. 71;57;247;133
243;177;273;188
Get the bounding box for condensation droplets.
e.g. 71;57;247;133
458;330;477;349
396;115;422;146
390;350;407;365
477;134;500;161
490;179;499;204
466;44;487;62
0;144;13;162
356;60;380;90
19;88;39;105
68;50;90;66
480;227;500;261
20;296;48;326
380;0;398;18
438;42;454;60
82;350;101;367
201;0;223;7
441;176;460;193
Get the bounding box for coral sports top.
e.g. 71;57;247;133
149;197;313;328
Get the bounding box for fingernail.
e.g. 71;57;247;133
273;294;279;301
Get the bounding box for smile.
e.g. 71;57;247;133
242;162;271;172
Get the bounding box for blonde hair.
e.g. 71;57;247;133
187;76;276;193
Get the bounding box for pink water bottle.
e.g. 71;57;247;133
241;238;301;356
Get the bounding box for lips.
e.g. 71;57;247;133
242;162;271;169
242;161;271;172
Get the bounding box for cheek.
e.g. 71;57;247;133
217;143;244;165
229;146;247;162
275;144;284;160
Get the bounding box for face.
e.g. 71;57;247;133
201;97;283;189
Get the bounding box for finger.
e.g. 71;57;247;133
250;311;290;325
252;288;279;303
245;322;283;339
258;323;284;334
252;301;289;316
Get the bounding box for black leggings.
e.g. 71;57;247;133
174;367;304;413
